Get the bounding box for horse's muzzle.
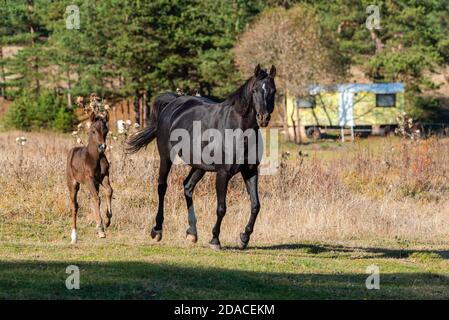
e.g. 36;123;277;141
256;113;271;127
98;144;107;153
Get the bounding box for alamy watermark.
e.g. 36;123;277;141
365;265;380;290
66;5;80;30
65;265;80;290
366;5;381;30
169;122;279;175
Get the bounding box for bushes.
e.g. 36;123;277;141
3;91;76;132
52;106;76;132
3;94;30;131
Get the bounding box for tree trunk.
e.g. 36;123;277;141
283;90;289;141
295;103;302;144
133;91;141;125
370;30;384;53
139;96;143;126
30;26;40;93
0;46;6;99
120;101;124;121
126;99;130;121
113;106;117;130
142;91;148;127
66;69;72;108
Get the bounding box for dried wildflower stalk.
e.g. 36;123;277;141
76;93;110;118
395;112;421;141
74;93;112;145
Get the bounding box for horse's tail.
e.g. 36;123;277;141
126;92;178;154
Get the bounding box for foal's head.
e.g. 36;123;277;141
88;112;109;154
251;64;277;127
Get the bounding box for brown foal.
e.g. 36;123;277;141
66;112;113;243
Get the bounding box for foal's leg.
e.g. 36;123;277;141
87;179;105;238
183;168;205;243
150;157;172;241
209;171;230;250
101;175;113;228
68;180;80;244
238;167;260;249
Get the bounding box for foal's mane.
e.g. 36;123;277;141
224;70;269;113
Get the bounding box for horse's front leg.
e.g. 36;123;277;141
101;175;113;228
210;171;230;250
87;179;105;238
68;179;80;244
239;166;260;249
100;158;113;228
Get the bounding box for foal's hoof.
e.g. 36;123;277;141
186;233;198;244
70;229;77;244
97;230;106;238
105;217;111;228
150;228;162;242
238;233;249;250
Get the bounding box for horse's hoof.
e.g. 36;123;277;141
105;217;111;228
186;233;198;244
151;228;162;242
209;239;221;250
97;230;106;238
209;243;221;250
238;238;248;250
238;233;249;250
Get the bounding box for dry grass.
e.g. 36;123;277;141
1;130;449;247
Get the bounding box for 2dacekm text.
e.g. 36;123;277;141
174;304;275;317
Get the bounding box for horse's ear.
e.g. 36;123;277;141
254;64;261;77
269;65;276;78
89;112;96;123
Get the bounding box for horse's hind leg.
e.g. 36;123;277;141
183;168;205;243
209;171;230;250
87;179;105;238
151;157;172;242
68;180;80;244
101;175;113;228
238;167;260;249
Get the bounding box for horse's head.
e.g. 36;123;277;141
251;64;277;127
89;112;109;153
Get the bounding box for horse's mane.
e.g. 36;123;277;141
224;70;269;112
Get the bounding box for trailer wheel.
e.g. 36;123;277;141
306;127;322;140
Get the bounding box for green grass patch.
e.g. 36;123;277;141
1;240;449;299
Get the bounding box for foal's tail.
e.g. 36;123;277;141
126;92;179;154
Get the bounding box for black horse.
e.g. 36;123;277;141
126;64;276;249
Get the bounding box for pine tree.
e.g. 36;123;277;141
1;0;49;96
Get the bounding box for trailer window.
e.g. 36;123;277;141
376;94;396;107
296;95;316;108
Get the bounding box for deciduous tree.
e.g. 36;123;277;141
234;5;347;139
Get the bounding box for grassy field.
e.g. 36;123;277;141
1;130;449;299
1;238;449;299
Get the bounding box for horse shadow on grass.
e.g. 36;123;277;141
247;243;449;260
0;260;448;299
